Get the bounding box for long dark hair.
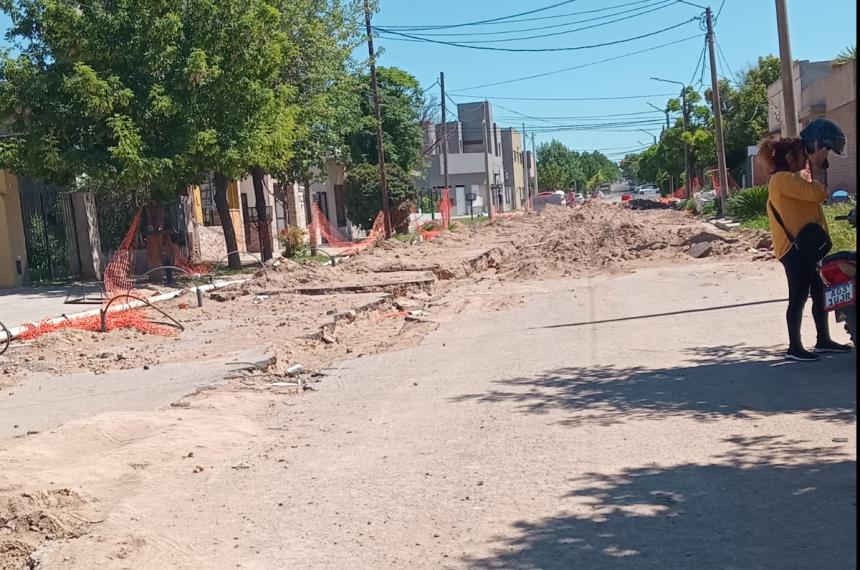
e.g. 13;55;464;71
758;137;806;174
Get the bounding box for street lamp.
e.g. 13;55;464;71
647;102;670;131
638;129;657;145
651;77;692;198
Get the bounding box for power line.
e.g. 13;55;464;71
374;18;698;53
715;39;739;85
377;0;580;31
497;110;669;120
454;33;703;90
714;0;727;23
430;1;679;45
377;0;673;30
689;38;707;84
406;0;676;41
447;93;676;101
675;0;706;9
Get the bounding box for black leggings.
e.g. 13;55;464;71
780;247;831;350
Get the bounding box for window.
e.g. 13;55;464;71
334;184;347;226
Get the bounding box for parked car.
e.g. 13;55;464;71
533;191;566;211
636;184;660;200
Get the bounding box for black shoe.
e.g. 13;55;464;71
785;348;820;362
814;340;853;353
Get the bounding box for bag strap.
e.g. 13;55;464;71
768;201;795;242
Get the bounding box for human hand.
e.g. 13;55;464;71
809;145;829;170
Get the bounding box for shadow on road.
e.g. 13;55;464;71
464;435;855;569
534;299;788;330
451;344;856;425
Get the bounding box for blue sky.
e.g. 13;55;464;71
2;1;856;161
372;0;856;160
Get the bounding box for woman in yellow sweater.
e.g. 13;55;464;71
758;137;851;361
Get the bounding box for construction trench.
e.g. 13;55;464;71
0;201;776;567
2;200;775;382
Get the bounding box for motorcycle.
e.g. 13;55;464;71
818;208;857;346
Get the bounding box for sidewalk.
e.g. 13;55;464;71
0;285;104;328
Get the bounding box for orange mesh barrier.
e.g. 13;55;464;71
103;208;142;298
168;242;211;275
309;203;384;255
17;308;177;341
416;189;451;241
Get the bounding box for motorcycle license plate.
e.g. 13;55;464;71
824;282;855;310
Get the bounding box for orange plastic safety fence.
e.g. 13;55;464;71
103;208;142;298
169;242;212;275
309;203;385;254
416;189;452;241
17;308;177;341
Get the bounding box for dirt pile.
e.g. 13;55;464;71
0;489;90;569
4;201;770;380
492;201;771;279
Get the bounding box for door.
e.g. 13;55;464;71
18;177;70;283
316;192;330;223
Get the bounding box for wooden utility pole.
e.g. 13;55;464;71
522;122;530;211
705;6;730;216
483;101;495;220
440;72;450;197
364;0;392;238
774;0;799;137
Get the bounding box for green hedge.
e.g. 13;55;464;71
726;185;769;221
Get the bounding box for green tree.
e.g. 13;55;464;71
1;0;357;269
536;140;580;191
620;153;641;184
346;66;425;173
833;46;856;67
345;162;416;233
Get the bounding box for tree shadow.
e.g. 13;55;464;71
464;435;856;569
451;344;856;425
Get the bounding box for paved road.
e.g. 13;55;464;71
12;259;855;569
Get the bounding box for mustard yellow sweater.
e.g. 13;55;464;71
767;171;829;260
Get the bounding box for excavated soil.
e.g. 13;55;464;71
2;201;770;383
0;489;89;570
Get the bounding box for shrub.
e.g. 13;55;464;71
345;163;418;233
727;185;769;221
277;226;308;259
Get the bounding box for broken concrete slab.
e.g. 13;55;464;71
689;242;713;258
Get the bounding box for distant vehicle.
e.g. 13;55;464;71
575;193;585;204
636;184;660;200
598;183;611;192
533;191;566;211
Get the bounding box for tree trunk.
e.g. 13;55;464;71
251;167;273;261
303;176;318;255
214;172;242;269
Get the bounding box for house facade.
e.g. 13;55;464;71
767;59;856;195
501;127;527;209
422;101;508;216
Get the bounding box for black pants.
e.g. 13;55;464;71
780;247;831;350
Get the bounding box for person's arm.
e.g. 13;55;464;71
777;173;828;203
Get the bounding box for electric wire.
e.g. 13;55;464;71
374;18;698;53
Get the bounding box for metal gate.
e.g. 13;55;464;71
18;177;71;283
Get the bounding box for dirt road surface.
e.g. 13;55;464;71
0;203;854;569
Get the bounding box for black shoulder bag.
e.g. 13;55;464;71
768;201;832;264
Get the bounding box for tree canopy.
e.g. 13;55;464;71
622;55;781;193
535;140;620;191
346;66;425;173
0;0;361;268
